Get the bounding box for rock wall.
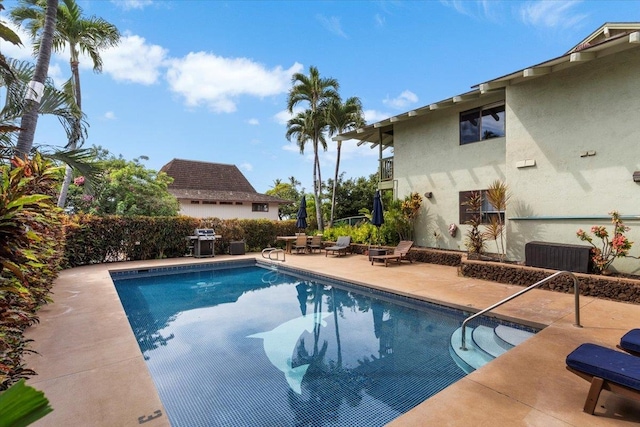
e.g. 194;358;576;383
459;259;640;304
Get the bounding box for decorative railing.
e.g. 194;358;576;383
380;157;393;181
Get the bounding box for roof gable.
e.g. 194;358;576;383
161;159;256;192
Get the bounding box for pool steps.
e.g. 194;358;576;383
449;325;535;374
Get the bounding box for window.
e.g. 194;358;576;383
202;201;216;205
460;102;505;145
235;202;243;205
190;200;200;204
220;201;232;205
252;203;269;212
459;190;505;224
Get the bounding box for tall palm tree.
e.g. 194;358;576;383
287;66;339;232
1;59;86;159
326;96;364;227
12;0;58;161
11;0;120;207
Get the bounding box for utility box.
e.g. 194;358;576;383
525;241;591;273
229;241;245;255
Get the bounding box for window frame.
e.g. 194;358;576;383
459;101;505;145
459;190;505;224
252;203;269;212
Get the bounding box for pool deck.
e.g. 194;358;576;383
25;253;640;426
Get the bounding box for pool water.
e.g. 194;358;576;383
113;263;498;426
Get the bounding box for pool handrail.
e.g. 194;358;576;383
262;247;285;262
460;270;581;351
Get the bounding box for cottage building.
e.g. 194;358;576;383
340;23;640;274
160;159;290;220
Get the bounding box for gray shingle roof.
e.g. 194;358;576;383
160;159;291;204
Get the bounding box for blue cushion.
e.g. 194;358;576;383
566;343;640;391
621;329;640;353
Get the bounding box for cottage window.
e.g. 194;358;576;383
220;202;232;205
460;102;505;145
190;200;200;204
252;203;269;212
202;201;216;205
459;190;504;224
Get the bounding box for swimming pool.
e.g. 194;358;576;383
112;260;527;426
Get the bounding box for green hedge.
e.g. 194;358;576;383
63;215;300;267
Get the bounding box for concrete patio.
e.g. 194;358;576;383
24;253;640;426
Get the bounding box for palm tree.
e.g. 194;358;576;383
326;96;364;227
1;59;86;158
11;0;120;207
287;66;339;232
12;0;58;161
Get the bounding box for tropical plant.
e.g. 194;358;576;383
265;177;302;220
66;154;178;217
483;180;509;261
326;96;365;227
462;191;485;256
0;1;23;88
0;59;86;158
11;0;121;208
383;192;422;242
0;379;52;426
11;0;58;160
576;211;634;273
286;66;340;233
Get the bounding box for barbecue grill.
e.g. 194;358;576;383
192;228;216;258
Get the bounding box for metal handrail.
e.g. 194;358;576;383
261;247;285;262
460;270;582;351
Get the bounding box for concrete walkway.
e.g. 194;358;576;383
24;254;640;426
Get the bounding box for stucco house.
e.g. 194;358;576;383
160;159;290;220
339;23;640;274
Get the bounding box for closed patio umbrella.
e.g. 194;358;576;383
296;196;308;230
372;190;384;245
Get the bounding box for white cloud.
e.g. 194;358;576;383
383;90;418;110
317;15;348;38
104;111;116;120
239;162;253;172
274;106;304;125
166;53;302;113
374;14;386;28
363;109;391;124
519;1;587;29
100;34;167;84
0;20;35;61
111;0;153;10
247;118;259;125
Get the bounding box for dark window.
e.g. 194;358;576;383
235;202;243;205
252;203;269;212
202;201;216;205
459;190;505;224
220;201;232;205
190;200;200;204
460;102;505;145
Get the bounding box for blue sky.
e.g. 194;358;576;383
1;0;639;193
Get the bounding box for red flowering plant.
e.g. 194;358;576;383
576;211;633;273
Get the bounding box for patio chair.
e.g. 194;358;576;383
619;329;640;356
307;235;323;253
292;234;308;254
370;241;414;267
325;236;351;257
566;342;640;414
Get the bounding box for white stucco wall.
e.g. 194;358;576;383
393;92;506;250
178;201;281;220
505;48;640;273
391;47;640;274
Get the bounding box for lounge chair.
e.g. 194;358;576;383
370;241;414;267
292;234;308;254
619;329;640;356
566;343;640;414
325;236;351;257
307;235;323;253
